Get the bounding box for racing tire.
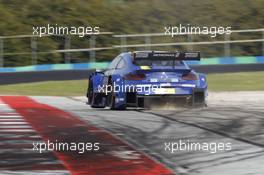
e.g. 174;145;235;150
109;82;126;110
188;96;207;108
87;80;93;105
91;92;105;108
109;89;116;109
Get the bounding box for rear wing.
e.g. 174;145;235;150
133;51;201;61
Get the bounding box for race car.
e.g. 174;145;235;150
86;51;208;109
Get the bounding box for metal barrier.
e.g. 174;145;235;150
1;63;264;85
0;28;263;67
113;28;264;56
1;56;263;73
0;32;112;67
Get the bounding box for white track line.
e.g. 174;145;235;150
0;170;70;175
0;125;32;129
0;134;42;139
0;122;28;124
0;129;35;132
0;119;25;121
0;98;68;173
0;115;23;118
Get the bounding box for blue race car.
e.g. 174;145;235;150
87;51;207;109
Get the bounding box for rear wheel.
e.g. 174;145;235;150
87;79;93;105
108;81;126;110
91;93;105;108
88;79;105;108
109;89;116;109
108;81;117;109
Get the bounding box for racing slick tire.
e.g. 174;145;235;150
91;92;105;108
108;81;126;110
88;79;105;108
87;79;93;105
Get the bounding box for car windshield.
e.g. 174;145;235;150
133;59;185;68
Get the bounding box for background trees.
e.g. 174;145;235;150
0;0;263;66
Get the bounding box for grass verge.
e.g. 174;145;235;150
0;71;263;96
0;80;88;96
207;71;264;91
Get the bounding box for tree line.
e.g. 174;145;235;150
0;0;263;66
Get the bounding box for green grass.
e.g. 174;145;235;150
207;71;264;91
0;72;263;96
0;80;88;96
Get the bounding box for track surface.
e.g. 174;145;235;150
1;92;264;175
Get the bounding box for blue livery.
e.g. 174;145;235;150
86;51;208;109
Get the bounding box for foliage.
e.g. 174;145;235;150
0;0;263;66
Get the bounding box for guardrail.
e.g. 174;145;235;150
1;63;264;85
1;56;263;73
113;28;264;57
0;32;113;67
0;28;263;67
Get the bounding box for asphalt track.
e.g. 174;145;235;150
0;92;264;175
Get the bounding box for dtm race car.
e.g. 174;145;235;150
86;51;208;109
